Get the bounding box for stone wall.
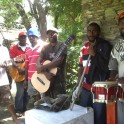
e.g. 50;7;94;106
82;0;124;43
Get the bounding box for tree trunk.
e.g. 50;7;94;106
15;3;31;30
33;0;47;41
54;15;58;28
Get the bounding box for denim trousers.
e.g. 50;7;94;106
80;87;106;124
15;81;29;113
117;101;124;124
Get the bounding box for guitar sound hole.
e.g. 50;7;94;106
37;77;45;85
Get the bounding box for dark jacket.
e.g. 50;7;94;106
87;37;112;84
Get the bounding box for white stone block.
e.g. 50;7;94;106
25;104;94;124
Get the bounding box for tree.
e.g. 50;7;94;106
0;0;31;30
0;0;83;93
14;2;31;30
0;0;82;42
27;0;48;40
47;0;82;44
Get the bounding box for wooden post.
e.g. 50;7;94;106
106;102;117;124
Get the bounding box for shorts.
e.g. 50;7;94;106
0;85;13;106
27;80;39;97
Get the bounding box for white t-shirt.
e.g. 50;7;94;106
109;37;124;77
18;43;30;51
0;45;10;86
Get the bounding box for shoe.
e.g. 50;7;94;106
16;112;23;117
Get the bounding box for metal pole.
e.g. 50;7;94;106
70;54;91;110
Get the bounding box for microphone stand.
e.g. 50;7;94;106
70;40;96;111
70;54;91;110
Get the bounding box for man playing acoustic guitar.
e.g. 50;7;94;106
36;27;67;98
10;32;29;117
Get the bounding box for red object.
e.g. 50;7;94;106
93;86;118;101
18;32;26;38
79;42;91;77
117;11;124;20
10;45;25;58
106;102;117;124
25;46;42;80
117;86;124;99
83;82;92;91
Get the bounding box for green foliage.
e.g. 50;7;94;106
0;0;83;94
0;0;22;28
47;0;83;44
66;44;81;93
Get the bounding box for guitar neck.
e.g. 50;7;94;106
53;43;67;61
52;35;75;61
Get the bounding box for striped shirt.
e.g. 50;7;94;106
25;42;47;80
79;42;91;84
80;38;112;85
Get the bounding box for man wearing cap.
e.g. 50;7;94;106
10;32;29;116
36;27;67;98
24;28;47;102
109;11;124;124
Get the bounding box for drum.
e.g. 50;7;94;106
117;83;124;102
91;81;118;103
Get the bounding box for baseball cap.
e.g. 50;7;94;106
117;11;124;20
18;32;26;38
27;28;40;38
46;27;58;34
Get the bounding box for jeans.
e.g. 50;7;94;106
15;81;29;113
27;80;39;96
80;87;106;124
117;101;124;124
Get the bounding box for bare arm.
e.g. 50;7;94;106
109;70;118;81
37;55;65;73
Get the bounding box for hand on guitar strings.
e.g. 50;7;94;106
44;72;55;81
0;61;8;68
18;67;25;75
15;55;25;62
36;64;45;74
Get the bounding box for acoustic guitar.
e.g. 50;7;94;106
8;54;25;82
31;35;75;93
8;62;25;82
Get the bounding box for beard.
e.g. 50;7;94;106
87;36;97;43
49;33;58;43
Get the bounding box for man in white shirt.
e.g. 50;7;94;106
0;41;18;124
109;11;124;124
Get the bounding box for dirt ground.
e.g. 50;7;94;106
0;106;25;124
0;81;25;124
0;108;25;124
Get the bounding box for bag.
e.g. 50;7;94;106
34;94;70;112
